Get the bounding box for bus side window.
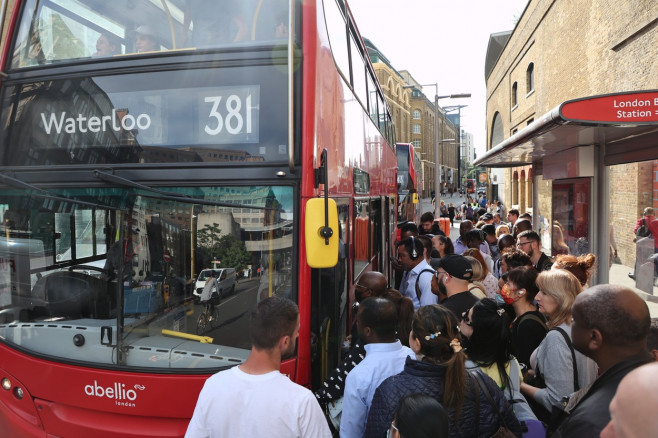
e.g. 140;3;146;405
183;0;248;47
250;0;289;41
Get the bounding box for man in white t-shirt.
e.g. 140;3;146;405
185;297;331;438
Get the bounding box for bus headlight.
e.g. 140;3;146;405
1;378;11;390
14;386;24;399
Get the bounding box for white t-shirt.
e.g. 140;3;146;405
185;366;332;438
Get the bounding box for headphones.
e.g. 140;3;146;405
410;236;419;260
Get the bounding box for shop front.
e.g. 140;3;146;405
476;90;658;292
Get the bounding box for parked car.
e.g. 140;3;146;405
193;268;236;301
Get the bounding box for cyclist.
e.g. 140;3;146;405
200;273;219;321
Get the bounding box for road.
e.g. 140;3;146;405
186;277;261;350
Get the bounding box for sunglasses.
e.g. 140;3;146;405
461;309;472;326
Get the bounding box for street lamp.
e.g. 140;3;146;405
444;104;468;193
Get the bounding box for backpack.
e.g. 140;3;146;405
636;218;652;238
466;205;474;220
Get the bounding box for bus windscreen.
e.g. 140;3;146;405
0;184;294;371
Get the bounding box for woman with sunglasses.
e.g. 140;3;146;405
502;266;547;374
460;299;539;426
520;269;598;422
365;304;521;438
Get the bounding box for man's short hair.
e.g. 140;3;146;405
420;212;435;223
359;297;398;339
481;224;496;236
249;297;299;350
648;318;658;352
508;209;519;217
463;229;485;244
577;285;650;347
519;213;532;220
501;248;532;269
398;236;424;259
400;222;419;235
643;207;655;217
517;229;540;243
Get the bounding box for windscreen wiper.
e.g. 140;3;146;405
93;169;268;210
0;172;112;209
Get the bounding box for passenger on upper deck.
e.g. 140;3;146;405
93;33;122;58
133;25;160;53
182;0;247;47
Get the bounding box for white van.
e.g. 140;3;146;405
193;268;236;301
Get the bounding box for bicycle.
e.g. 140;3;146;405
196;299;219;334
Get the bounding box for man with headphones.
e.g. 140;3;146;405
397;236;437;309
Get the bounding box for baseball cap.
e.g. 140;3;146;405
433;254;473;280
132;25;157;39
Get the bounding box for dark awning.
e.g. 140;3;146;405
476;90;658;168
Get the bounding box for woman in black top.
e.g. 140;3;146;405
502;266;547;374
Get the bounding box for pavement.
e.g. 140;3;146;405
418;196;658;317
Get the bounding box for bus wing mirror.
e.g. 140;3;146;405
305;198;338;268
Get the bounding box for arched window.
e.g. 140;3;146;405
511;82;518;107
490;112;504;150
413;109;421;119
526;63;534;93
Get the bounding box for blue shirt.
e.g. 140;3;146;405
340;341;414;438
399;259;437;309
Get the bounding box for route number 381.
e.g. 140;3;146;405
204;95;253;136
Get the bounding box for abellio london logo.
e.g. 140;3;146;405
84;380;146;408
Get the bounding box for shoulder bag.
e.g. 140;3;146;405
472;371;517;438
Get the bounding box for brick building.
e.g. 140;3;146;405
481;0;658;289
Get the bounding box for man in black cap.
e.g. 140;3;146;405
429;254;479;319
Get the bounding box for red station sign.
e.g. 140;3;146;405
560;91;658;124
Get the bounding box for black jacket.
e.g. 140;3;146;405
535;252;553;272
552;353;653;438
364;357;522;438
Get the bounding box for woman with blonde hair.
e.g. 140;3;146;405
552;253;596;287
365;305;521;437
520;269;598;422
495;225;510;238
552;223;570;256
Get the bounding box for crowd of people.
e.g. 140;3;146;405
184;205;658;438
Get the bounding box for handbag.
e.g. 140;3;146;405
326;397;343;430
472;371;517;438
526;327;579;425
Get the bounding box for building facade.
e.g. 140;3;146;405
482;0;658;290
366;40;461;198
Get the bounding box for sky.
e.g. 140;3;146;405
347;0;529;157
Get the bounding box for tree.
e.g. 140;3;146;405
197;222;222;260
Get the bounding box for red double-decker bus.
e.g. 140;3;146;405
0;0;397;436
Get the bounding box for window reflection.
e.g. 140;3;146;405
0;185;294;370
609;160;658;295
11;0;292;68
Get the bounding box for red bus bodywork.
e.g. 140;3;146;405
0;0;397;436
